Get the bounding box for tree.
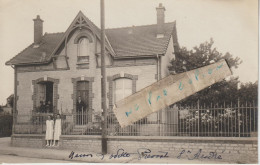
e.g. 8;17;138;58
168;38;242;106
7;94;14;108
238;81;258;104
0;106;3;113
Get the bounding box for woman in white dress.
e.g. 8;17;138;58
45;115;54;146
53;114;62;146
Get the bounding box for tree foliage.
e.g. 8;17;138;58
168;38;251;106
7;94;14;108
169;38;242;73
238;81;258;104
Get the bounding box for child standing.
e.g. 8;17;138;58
53;114;62;146
45;115;54;146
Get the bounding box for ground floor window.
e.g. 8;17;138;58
113;78;132;104
36;81;54;113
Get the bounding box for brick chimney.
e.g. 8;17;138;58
33;15;43;44
156;3;165;38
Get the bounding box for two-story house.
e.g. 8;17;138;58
6;3;179;148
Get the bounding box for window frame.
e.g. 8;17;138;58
77;37;90;64
113;78;133;104
32;77;59;114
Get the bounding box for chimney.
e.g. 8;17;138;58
156;3;165;38
33;15;43;45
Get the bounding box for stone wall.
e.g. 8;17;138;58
11;134;258;163
11;134;45;148
60;135;101;153
106;136;258;164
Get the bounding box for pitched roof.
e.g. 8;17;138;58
106;22;177;58
6;32;64;65
6;13;178;65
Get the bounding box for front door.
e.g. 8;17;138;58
76;81;89;125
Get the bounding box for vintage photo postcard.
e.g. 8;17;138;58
0;0;258;164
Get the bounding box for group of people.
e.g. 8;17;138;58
39;101;53;113
44;96;87;147
45;114;61;147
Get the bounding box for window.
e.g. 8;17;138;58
77;37;90;63
36;81;54;113
113;78;132;104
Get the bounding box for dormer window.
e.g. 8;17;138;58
77;37;90;64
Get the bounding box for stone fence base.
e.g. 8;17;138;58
11;134;258;163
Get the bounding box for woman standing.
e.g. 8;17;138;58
53;114;62;146
45;115;54;146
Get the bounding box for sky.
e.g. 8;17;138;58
0;0;258;105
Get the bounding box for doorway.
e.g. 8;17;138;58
76;81;89;125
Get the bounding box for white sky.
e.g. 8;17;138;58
0;0;258;105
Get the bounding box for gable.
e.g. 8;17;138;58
51;11;116;59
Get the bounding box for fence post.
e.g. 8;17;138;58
12;111;17;135
238;98;240;137
197;100;200;137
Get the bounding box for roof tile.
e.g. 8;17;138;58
106;22;176;57
6;32;64;65
6;20;177;65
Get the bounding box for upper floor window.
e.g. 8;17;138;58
77;37;90;63
113;78;132;104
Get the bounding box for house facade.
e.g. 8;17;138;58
5;4;258;163
6;3;178;136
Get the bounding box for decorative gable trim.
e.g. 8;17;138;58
50;11;116;62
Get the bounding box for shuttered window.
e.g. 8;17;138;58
77;37;90;63
113;78;132;104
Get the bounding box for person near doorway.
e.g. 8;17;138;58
76;96;87;125
40;101;46;113
46;101;53;113
53;114;61;146
45;115;54;146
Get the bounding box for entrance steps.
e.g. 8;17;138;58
70;124;91;135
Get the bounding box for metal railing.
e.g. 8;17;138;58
12;101;257;137
177;101;258;137
105;102;257;137
13;112;53;134
61;112;101;135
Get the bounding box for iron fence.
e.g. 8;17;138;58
12;100;258;137
177;101;258;137
61;112;101;135
13;112;52;134
105;101;257;137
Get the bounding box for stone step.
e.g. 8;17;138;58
74;125;89;128
70;132;85;135
71;130;84;133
